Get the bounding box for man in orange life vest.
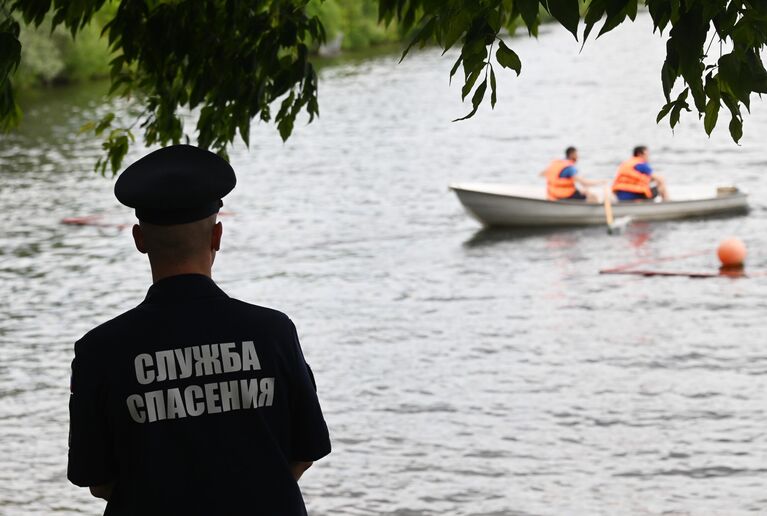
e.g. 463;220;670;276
540;147;604;202
612;145;669;201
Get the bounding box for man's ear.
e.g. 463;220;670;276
132;224;148;254
212;221;223;251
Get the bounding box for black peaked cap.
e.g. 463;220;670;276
114;144;236;225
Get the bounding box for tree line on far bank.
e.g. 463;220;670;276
14;0;399;90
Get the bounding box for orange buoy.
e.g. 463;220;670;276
717;237;747;268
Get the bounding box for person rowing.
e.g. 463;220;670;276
541;147;604;202
612;145;669;202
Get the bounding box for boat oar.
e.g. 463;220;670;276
603;185;631;234
603;185;614;226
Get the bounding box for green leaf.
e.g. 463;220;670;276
729;116;743;143
670;104;683;127
401;17;436;62
661;43;679;101
668;4;708;112
670;0;681;22
744;49;767;94
719;52;751;107
656;102;673;123
442;10;472;52
278;116;294;142
712;2;738;39
454;78;487;121
0;32;22;80
94;157;106;176
516;0;542;35
721;91;741;120
449;55;463;84
546;0;580;40
598;0;634;38
109;135;129;175
704;99;719;135
461;68;482;100
95;113;116;136
487;8;502;34
625;0;638;21
646;0;671;33
732;19;756;47
378;0;396;25
582;0;607;43
79;121;97;134
0;85;22;132
704;73;721;103
669;88;690;128
490;67;497;108
496;40;521;75
462;36;488;74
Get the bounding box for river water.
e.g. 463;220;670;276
1;13;766;515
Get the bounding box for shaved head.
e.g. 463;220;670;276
137;214;219;263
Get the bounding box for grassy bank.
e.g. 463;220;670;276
14;1;398;91
14;5;117;91
307;0;401;51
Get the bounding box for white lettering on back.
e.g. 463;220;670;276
166;388;187;419
220;380;241;412
241;341;261;371
185;385;205;416
174;347;193;379
126;394;147;423
220;343;242;373
258;378;275;407
134;354;155;385
126;340;280;424
145;390;167;423
193;344;222;377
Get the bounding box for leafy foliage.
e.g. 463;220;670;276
1;0;767;175
0;13;23;131
2;0;323;174
385;0;767;143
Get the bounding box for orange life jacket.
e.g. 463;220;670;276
544;159;576;200
612;157;652;198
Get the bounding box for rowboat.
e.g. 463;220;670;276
449;183;748;228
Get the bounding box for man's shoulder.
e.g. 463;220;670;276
634;162;653;174
225;297;295;329
76;305;148;351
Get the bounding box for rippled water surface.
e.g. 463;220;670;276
2;14;767;515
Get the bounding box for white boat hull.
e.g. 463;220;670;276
449;183;749;228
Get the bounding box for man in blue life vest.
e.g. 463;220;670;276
612;145;669;201
540;146;605;202
67;145;331;515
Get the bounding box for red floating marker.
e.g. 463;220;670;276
61;215;104;226
717;237;747;268
61;215;130;229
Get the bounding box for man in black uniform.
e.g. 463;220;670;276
68;145;331;515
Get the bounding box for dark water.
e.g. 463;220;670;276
2;14;767;515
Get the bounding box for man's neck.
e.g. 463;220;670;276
149;260;212;283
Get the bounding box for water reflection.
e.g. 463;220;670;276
624;221;653;248
463;226;585;248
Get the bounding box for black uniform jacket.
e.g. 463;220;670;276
68;274;331;515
